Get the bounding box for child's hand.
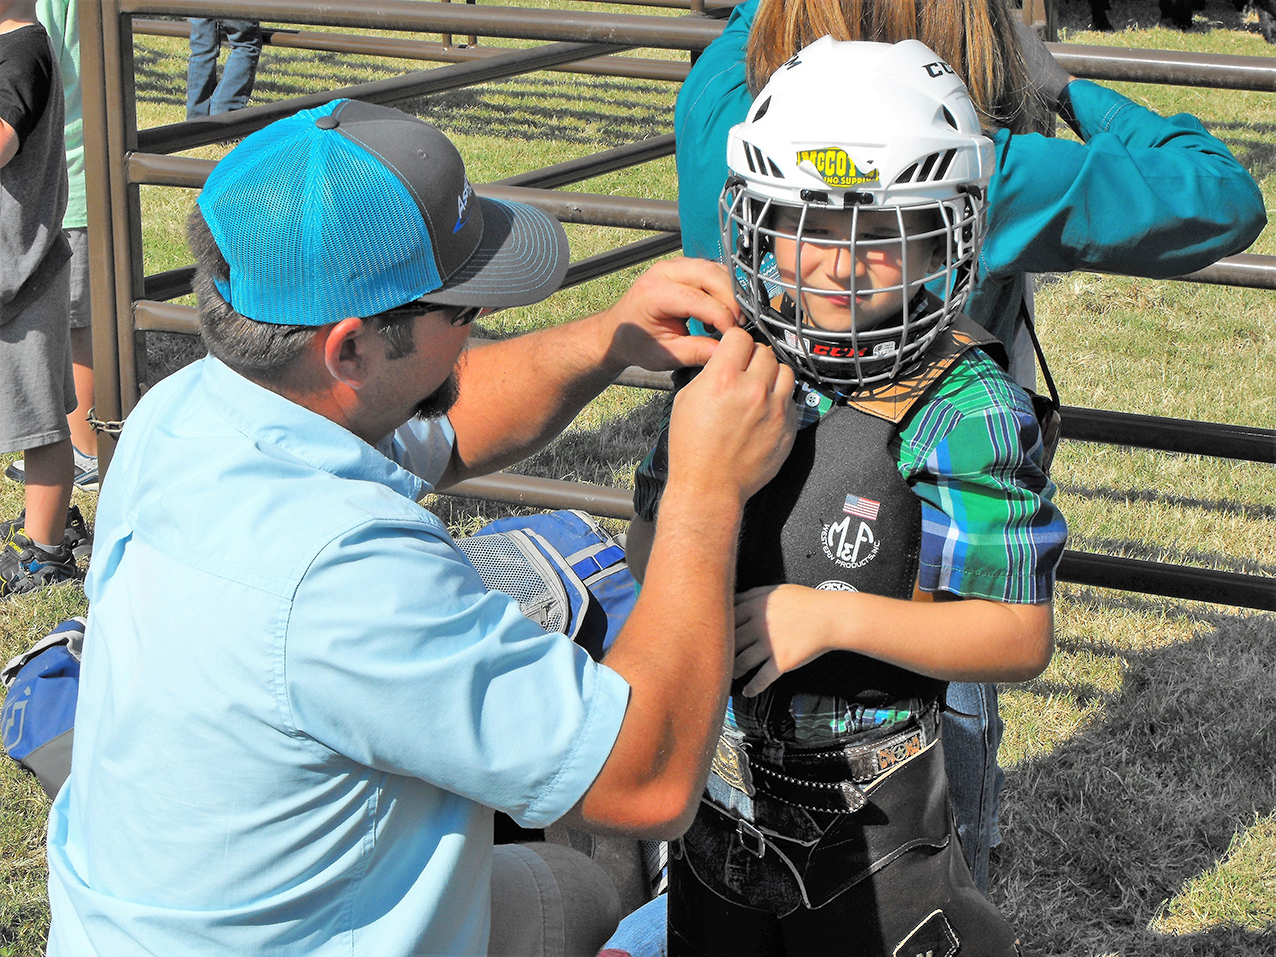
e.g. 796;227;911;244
733;584;835;697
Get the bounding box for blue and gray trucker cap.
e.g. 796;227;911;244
196;99;569;325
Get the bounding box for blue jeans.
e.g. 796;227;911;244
943;680;1004;893
604;895;668;957
186;19;262;118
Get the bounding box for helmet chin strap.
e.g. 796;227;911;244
775;289;936;401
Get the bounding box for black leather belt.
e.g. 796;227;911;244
749;707;941;814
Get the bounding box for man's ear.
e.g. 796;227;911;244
322;317;373;389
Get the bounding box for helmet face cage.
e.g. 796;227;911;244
721;181;985;393
719;36;992;394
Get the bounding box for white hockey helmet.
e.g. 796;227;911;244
720;36;994;392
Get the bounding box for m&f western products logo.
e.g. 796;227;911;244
795;147;879;188
821;492;882;569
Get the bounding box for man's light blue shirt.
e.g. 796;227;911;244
47;356;630;955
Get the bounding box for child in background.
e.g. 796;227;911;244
630;38;1067;956
0;0;79;596
6;0;100;504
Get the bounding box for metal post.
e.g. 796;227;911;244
78;0;122;470
99;1;146;415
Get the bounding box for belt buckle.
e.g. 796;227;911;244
737;819;766;858
711;729;755;797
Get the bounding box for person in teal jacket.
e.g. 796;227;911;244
677;0;1265;369
665;0;1266;896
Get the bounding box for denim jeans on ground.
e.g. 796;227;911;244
942;679;1004;893
603;895;668;957
186;19;262;118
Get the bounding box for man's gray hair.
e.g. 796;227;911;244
187;207;418;383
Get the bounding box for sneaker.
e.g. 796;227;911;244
0;505;93;561
0;532;80;599
3;446;99;492
65;504;93;561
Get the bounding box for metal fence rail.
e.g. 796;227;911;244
82;0;1275;612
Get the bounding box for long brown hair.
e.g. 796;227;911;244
745;0;1049;134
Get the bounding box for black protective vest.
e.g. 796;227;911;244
734;316;1005;706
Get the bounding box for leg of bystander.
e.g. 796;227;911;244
208;20;262;115
185;18;222;118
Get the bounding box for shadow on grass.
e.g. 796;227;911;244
993;595;1276;954
130;38;674;149
1055;483;1276;524
1063;532;1276;577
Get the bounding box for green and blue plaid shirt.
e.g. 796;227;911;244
636;346;1065;605
635;346;1067;743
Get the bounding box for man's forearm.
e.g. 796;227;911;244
0;118;20;169
437;258;743;487
559;327;796;839
568;480;743;838
438;314;621;487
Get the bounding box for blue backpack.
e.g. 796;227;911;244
2;617;85;798
458;509;637;661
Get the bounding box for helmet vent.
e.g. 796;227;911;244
753;96;772;121
942;105;958;129
896;149;957;186
743;143;784;179
933;148;957;180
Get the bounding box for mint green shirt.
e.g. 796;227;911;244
36;0;83;228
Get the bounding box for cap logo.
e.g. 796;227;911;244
454;179;473;234
923;60;956;78
795;147;879;188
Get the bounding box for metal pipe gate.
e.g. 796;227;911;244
79;0;1275;611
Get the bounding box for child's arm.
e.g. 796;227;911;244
734;353;1064;697
733;585;1052;697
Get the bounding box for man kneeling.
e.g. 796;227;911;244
46;100;797;956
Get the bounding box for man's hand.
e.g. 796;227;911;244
667;327;797;506
596;258;742;375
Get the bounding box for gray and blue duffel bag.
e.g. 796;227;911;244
2;616;85;798
458;508;636;662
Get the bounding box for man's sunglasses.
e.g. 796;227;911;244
426;303;485;327
382;302;486;327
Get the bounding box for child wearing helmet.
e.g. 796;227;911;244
629;37;1067;956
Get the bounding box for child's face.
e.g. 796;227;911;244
770;205;943;333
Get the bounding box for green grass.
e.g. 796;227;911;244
4;3;1276;953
